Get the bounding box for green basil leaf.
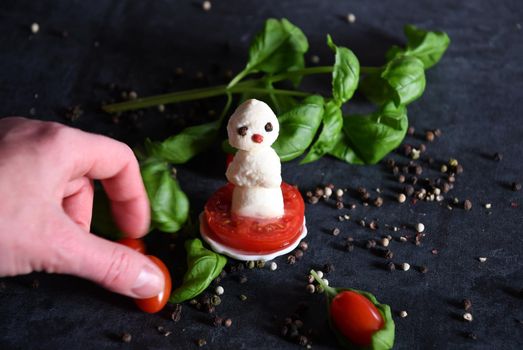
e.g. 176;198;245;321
387;25;450;69
272;95;324;162
343;103;408;164
169;238;227;303
381;56;426;106
301;100;342;164
328;131;365;165
91;188;124;240
229;18;308;87
326;35;360;105
141;159;189;233
358;72;395;106
145;121;220;164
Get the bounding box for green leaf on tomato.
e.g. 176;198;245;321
169;238;227;304
311;270;395;350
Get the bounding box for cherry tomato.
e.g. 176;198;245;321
204;183;305;253
134;256;172;313
118;238;146;254
330;291;384;347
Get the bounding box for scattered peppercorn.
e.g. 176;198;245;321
336;201;344;209
380;237;390;247
463;299;472;311
323;263;335;273
404;185;415;196
121;333;132;343
294;249;304;260
171;304;182;322
464;199;473;211
415;222;425;233
512;182;522;192
269;262;278;271
197;338;207;347
238;275;248;284
346;13;356;23
332;228;340;236
215;286;224;295
399;310;408;318
493;152;503;161
401;262;411;271
398;193;407;203
463;312;473;322
369;220;378;230
30;22;40;34
224;318;233;328
213;316;223;327
387;262;396;271
419;266;428;274
374;197;384;207
287;255;296;265
478;257;487;263
306;284;315;294
466;332;478;340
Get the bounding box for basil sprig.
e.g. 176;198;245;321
104;19;449;167
311;270;395;350
170;239;227;303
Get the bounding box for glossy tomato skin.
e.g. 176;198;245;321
204;183;305;253
118;238;146;254
330;291;384;347
134;256;172;313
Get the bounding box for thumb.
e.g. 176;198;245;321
55;222;164;299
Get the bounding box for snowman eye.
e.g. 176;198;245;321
265;122;273;132
237;126;248;136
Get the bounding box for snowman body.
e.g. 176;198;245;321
225;99;284;218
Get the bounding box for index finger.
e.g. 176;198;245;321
66;129;150;237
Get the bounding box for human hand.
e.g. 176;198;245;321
0;117;164;298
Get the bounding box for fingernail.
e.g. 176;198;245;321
131;264;163;298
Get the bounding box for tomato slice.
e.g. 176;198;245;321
118;238;146;254
330;291;384;346
134;256;172;314
204;183;305;253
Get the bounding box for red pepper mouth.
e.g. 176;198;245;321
251;134;264;143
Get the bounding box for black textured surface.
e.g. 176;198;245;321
1;1;523;349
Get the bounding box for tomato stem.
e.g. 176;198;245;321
310;269;337;297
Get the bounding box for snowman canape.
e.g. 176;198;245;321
200;99;307;261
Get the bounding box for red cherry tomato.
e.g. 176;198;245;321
330;291;384;347
204;183;305;253
118;238;146;254
134;256;172;313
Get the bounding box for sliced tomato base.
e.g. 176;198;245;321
204;182;305;253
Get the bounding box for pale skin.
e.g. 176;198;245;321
0;117;164;298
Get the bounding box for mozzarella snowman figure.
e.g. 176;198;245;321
225;99;284;218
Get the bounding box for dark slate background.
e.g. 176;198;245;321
1;1;522;349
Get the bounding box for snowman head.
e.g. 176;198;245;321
227;99;280;151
